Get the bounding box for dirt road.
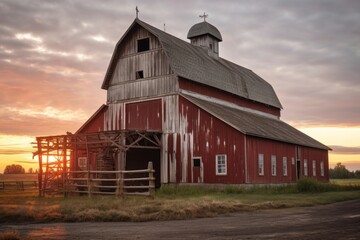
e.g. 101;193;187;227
2;199;360;239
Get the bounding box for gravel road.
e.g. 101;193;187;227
1;199;360;239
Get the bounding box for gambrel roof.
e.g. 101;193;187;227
102;18;282;109
182;94;330;150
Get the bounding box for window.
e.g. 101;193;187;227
137;38;150;52
271;155;276;176
193;158;201;167
304;159;308;176
78;157;87;169
320;161;325;176
258;154;264;176
136;70;144;79
312;160;316;176
216;154;227;175
283;157;288;176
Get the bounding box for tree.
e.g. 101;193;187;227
4;164;25;174
329;162;351;179
28;168;33;174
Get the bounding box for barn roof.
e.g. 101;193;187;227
182;94;330;150
102;18;282;109
187;21;223;41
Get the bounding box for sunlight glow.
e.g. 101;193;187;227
15;33;43;43
5;106;87;121
91;35;108;42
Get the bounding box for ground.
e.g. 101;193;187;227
1;199;359;240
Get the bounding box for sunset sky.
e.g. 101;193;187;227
1;0;359;173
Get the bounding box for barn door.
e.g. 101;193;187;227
296;159;302;180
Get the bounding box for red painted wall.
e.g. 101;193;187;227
297;146;329;182
126;99;162;130
178;96;246;184
246;136;329;184
179;78;281;117
77;108;106;134
246;137;296;184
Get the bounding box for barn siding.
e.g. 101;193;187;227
125;99;162;130
178;96;246;184
246;136;329;184
77;107;106;134
107;25;177;103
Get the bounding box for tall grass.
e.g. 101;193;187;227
157;178;360;197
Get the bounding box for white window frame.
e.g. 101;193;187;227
320;161;325;176
312;160;316;176
215;154;227;176
283;157;288;176
271;155;277;176
258;154;264;176
304;159;308;176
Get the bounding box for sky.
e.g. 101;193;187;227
0;0;360;172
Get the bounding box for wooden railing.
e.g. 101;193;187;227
64;162;155;197
0;181;38;191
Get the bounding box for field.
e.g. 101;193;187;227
0;176;360;224
330;178;360;185
0;173;37;181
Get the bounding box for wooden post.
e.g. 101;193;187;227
37;138;43;197
116;171;123;198
148;161;155;197
62;136;67;197
87;170;92;198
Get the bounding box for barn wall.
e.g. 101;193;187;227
246;136;329;184
77;108;106;134
297;146;329;182
126;99;162;130
107;25;178;102
179;78;281;117
177;96;246;184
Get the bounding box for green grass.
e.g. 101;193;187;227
330;178;360;185
1;179;360;223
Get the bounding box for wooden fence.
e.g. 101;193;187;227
64;162;155;197
0;181;38;191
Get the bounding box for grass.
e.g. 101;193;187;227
1;178;360;223
330;178;360;185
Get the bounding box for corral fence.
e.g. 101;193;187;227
0;181;38;191
64;162;155;198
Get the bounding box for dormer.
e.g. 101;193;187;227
187;21;222;57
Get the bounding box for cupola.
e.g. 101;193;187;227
187;14;222;57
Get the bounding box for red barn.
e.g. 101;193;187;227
74;17;330;187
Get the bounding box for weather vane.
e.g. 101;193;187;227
199;12;208;22
136;6;139;19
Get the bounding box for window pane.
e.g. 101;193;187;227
271;155;276;176
283;157;287;176
216;155;227;175
258;154;264;176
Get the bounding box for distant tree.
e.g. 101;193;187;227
329;162;351;179
28;168;33;174
355;170;360;179
4;164;25;174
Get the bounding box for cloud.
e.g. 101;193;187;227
0;0;359;140
329;146;360;155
